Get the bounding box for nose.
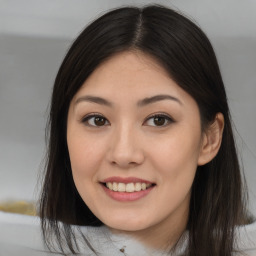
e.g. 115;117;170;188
107;125;145;168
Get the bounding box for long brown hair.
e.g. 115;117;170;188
39;5;250;255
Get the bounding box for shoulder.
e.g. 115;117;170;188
235;220;256;256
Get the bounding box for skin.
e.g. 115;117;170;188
67;51;224;250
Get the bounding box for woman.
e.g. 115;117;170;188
39;4;256;256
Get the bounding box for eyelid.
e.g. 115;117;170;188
143;112;175;126
81;113;110;127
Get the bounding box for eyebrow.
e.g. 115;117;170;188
74;94;182;107
75;96;113;107
137;94;182;107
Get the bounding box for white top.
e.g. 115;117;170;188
0;211;256;256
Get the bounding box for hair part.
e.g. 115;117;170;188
39;4;250;255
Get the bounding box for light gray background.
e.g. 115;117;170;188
0;0;255;214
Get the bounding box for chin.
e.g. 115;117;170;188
103;216;151;232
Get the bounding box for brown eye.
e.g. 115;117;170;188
153;116;166;126
94;116;106;126
82;115;109;127
144;114;173;127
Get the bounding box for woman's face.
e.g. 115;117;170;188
67;51;206;247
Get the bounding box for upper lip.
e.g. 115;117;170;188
102;176;154;184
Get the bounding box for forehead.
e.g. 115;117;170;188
73;51;184;100
92;51;170;82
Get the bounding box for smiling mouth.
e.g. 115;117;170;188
102;182;156;193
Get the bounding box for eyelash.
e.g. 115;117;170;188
81;113;110;127
144;113;174;127
81;113;174;127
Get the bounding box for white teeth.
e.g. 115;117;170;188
113;182;118;191
117;183;126;192
135;182;142;191
105;182;153;192
106;182;113;190
126;183;135;192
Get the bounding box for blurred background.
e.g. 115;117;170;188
0;0;255;214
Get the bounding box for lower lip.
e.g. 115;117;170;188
101;184;155;202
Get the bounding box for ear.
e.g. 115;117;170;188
197;113;225;166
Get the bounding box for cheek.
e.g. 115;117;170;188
67;129;106;182
149;126;202;183
67;132;106;209
148;133;200;217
